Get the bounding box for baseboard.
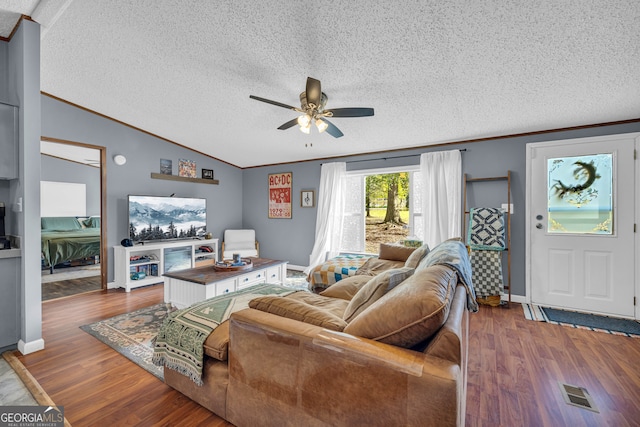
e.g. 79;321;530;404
107;281;118;290
287;264;306;272
503;294;526;304
18;338;45;355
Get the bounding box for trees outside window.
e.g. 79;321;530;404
342;166;421;254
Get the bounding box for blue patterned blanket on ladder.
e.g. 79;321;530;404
467;207;506;297
467;207;506;251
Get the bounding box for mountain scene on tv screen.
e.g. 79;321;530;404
129;197;206;241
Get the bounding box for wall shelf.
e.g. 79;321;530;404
150;172;219;185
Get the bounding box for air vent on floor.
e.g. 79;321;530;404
558;382;599;413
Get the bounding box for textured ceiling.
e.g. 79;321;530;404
2;1;640;168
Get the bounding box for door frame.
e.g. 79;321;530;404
41;136;107;291
525;132;640;320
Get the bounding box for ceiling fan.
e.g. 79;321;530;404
250;77;374;139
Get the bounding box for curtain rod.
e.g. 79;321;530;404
345;148;466;164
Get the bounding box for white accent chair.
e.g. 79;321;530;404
221;229;259;260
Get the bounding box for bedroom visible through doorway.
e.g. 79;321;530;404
40;138;106;300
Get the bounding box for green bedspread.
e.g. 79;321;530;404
152;283;298;385
41;228;101;267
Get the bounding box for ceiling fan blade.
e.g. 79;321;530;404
320;118;344;138
325;107;375;117
250;95;298;111
306;77;322;107
277;118;299;130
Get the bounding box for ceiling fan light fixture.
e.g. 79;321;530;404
316;119;328;133
297;114;311;127
300;122;311;134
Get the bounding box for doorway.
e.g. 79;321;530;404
40;137;106;300
526;133;638;318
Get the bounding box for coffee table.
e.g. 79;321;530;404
163;257;288;308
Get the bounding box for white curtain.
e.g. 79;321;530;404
420;150;462;248
303;162;347;274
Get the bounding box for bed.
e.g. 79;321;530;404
41;216;101;273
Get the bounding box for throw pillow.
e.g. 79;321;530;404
378;243;416;262
343;265;457;348
249;295;347;331
404;243;430;269
355;257;404;277
343;267;414;322
320;275;372;300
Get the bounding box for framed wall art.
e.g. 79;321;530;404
201;168;214;180
301;190;315;208
268;172;292;219
160;159;172;175
178;159;197;178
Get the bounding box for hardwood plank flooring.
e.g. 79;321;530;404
15;286;640;426
466;303;640;427
42;276;102;301
18;285;231;426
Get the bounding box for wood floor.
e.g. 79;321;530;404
41;275;102;301
15;285;640;426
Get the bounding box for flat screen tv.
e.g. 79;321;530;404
128;195;206;242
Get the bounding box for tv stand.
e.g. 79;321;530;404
113;238;218;292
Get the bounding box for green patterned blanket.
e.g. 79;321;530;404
152;283;297;385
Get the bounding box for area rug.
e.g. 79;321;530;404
522;303;640;337
80;272;308;381
80;303;173;380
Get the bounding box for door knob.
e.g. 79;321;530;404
536;223;543;229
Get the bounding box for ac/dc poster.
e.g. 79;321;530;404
268;172;292;219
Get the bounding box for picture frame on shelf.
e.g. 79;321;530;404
202;168;214;180
178;159;197;178
301;190;315;208
160;159;172;175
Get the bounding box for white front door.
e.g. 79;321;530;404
526;133;638;318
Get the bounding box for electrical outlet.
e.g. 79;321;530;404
502;203;514;214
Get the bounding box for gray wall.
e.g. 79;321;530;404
244;121;640;297
41;95;244;282
0;40;7;100
0;35;11;231
40;155;101;216
8;19;42;352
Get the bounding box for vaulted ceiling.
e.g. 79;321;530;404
1;1;639;168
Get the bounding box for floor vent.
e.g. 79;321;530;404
559;382;599;413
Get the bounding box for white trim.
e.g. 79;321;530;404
286;264;306;271
636;135;640;320
504;294;526;305
525;144;534;304
18;338;45;355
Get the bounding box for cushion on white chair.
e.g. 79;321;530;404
222;229;258;259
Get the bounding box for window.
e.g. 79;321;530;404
341;166;422;253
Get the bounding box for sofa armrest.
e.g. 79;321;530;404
226;308;465;427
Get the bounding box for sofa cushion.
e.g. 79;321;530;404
378;243;416;262
344;265;457;348
319;275;371;300
355;257;404;277
343;267;414;322
203;320;230;361
249;295;347;331
404;243;430;269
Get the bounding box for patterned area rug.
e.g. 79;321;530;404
522;303;640;337
80;303;173;380
80;271;309;381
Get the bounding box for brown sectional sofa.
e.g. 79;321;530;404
162;240;476;426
